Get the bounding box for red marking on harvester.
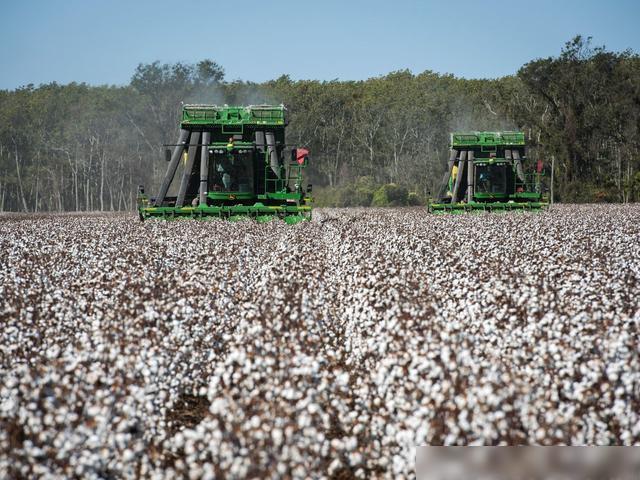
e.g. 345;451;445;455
296;148;309;165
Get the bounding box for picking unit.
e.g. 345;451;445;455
138;104;312;222
429;131;548;213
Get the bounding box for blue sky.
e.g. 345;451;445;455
1;0;639;89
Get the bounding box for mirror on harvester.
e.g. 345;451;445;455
291;148;297;163
164;149;171;162
307;184;312;193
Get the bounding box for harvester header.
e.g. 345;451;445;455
451;131;525;148
137;104;311;222
181;104;287;128
429;131;548;213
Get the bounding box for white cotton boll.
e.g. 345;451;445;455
336;372;350;387
271;428;283;446
353;423;365;435
328;458;343;475
331;438;344;450
295;412;310;429
1;206;637;478
349;452;363;466
46;345;60;359
173;433;184;449
209;398;227;415
249;415;261;429
344;436;358;451
385;424;396;437
0;398;16;414
87;405;101;417
86;370;100;385
122;449;135;463
188;465;203;480
184;441;196;457
43;413;54;426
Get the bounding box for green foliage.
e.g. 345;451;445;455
352;176;377;206
337;185;357;207
312;178;410;207
131;59;224;94
309;186;337;208
625;171;640;202
517;36;640;201
372;184;409;207
0;39;638;212
407;192;424;206
559;181;619;203
312;177;378;207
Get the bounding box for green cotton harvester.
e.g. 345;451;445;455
429;131;548;213
137;104;312;222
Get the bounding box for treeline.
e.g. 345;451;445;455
0;36;639;212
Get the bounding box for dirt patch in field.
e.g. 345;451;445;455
166;393;211;435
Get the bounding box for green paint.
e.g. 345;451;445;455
181;105;287;128
429;201;548;212
451;131;525;148
430;131;548;214
138;104;312;223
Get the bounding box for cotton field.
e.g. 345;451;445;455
1;205;639;479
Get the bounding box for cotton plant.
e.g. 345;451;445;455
0;204;639;479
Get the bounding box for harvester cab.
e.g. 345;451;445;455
429;131;548;213
137;104;312;222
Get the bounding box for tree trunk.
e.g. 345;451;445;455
550;155;555;205
108;182;114;211
34;151;40;212
331;132;342;187
118;174;125;211
59;167;64;211
12;141;29;212
72;152;79;212
100;152;105;211
85;154;91;211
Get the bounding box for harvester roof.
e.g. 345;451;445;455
181;104;287;129
451;131;525;148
